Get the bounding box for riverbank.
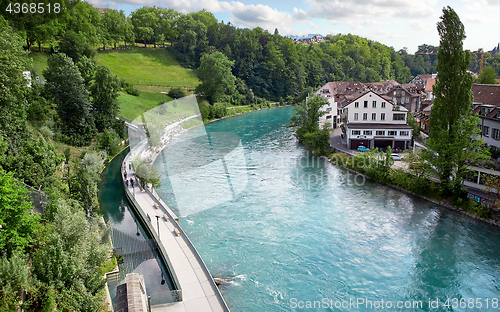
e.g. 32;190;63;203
203;103;293;125
326;153;500;228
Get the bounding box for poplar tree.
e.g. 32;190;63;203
425;6;489;195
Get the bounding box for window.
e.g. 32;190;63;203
372;101;377;108
400;131;409;136
376;131;385;136
354;113;358;120
372;113;376;121
393;97;397;103
393;113;405;121
355;102;359;108
326;115;332;119
381;113;385;121
352;130;360;135
388;131;397;136
364;101;368;108
393;91;397;96
402;91;405;96
493;128;500;140
381;102;386;108
483;126;490;137
406;97;409;103
363;113;367;120
327;107;332;112
363;131;372;135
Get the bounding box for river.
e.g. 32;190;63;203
103;106;500;311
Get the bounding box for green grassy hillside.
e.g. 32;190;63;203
28;52;49;77
94;48;199;90
118;91;173;121
27;48;200;120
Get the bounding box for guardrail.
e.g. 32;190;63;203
144;187;230;311
122;155;183;303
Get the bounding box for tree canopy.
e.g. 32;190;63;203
289;95;330;155
196;51;236;104
478;66;498;84
43;53;96;146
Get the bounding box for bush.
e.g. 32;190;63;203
168;87;185;99
39;126;54;140
124;85;139;96
96;129;122;157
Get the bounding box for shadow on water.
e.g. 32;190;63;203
98;147;174;308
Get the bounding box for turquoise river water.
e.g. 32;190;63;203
104;106;500;311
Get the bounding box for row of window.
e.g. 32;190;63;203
353;113;405;121
354;101;387;108
482;126;500;140
352;130;410;137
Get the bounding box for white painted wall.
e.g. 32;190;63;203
344;92;407;125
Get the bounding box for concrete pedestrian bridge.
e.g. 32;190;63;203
119;96;230;312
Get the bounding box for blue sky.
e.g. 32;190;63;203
89;0;500;54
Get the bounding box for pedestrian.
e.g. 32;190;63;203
129;163;131;170
124;172;127;179
125;180;129;187
130;178;134;187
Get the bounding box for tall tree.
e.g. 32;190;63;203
89;65;120;131
63;1;102;46
43;53;96;146
101;9;128;49
196;51;236;104
131;6;159;47
424;6;489;195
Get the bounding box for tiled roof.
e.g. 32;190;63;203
418;74;433;81
329;81;364;95
424;78;436;92
364;80;400;93
472;83;500;106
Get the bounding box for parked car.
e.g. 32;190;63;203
391;153;402;161
357;145;369;152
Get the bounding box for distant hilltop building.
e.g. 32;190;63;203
490;43;500;56
286;34;325;44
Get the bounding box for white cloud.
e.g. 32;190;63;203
305;0;436;20
308;22;320;29
293;7;310;21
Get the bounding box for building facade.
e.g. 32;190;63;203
343;91;413;150
472;84;500;156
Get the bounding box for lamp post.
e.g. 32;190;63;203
155;215;160;239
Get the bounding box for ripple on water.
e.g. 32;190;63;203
155;107;500;312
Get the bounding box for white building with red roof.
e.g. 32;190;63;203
342;91;413;150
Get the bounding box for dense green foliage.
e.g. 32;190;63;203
0;17;120;310
44;53;97;146
196;51;236;104
289;95;331;155
478;66;498;84
424;6;489;195
30;198;110;311
0;169;41;257
172;19;416;100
